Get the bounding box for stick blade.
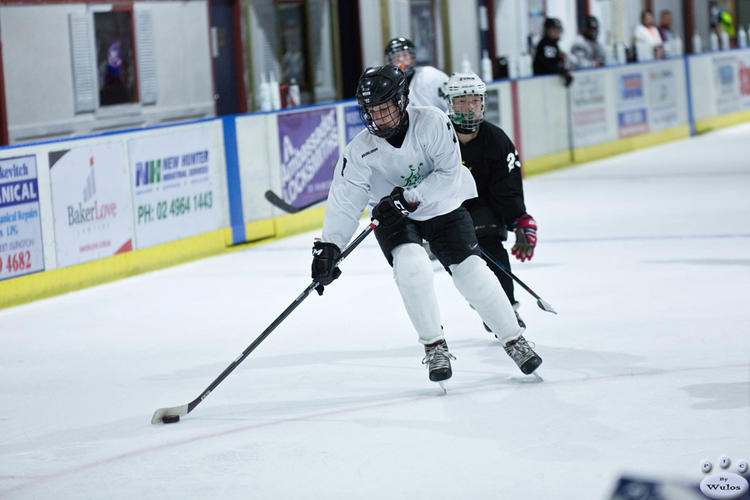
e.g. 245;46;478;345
536;298;557;314
151;404;189;425
264;190;300;213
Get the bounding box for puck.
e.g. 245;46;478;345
162;415;180;424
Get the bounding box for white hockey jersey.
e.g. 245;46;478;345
321;106;478;250
408;66;449;112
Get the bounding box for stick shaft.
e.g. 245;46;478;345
179;222;376;415
479;247;556;313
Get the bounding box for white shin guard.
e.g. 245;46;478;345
450;255;522;343
392;243;444;345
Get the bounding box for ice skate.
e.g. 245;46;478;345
503;334;542;375
422;339;455;382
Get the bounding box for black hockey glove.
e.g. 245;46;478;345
311;240;341;295
371;187;418;226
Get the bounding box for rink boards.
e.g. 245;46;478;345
1;48;750;308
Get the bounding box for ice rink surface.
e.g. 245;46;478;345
1;123;749;499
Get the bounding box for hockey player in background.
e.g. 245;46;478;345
384;37;448;112
533;17;573;86
444;72;537;333
310;66;542;384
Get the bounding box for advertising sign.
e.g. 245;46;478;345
278;106;339;208
344;104;365;144
616;72;649;138
647;68;679;131
713;55;740;115
49;143;133;267
570;72;608;147
0;154;44;280
128;128;218;249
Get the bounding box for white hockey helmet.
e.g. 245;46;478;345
444;72;486;133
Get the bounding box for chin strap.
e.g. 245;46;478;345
454;124;478;134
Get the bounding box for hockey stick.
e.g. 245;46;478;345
264;190;328;214
479;247;557;314
151;220;379;424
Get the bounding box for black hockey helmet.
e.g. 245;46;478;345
356;65;410;138
544;17;563;32
384;37;416;78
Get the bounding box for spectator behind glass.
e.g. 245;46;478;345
634;9;664;59
570;15;606;69
533;18;573;86
658;10;674;41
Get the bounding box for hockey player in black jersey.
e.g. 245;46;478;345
533;17;573;86
310;66;542;384
444;72;539;335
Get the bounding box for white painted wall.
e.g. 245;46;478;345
359;0;384;67
0;2;214;145
388;0;411;41
445;0;480;74
494;0;529;59
1;5;81;134
144;1;213;114
692;0;711;52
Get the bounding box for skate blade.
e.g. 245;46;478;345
438;381;448;394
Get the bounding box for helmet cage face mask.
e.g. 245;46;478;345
359;95;408;138
356;66;410;139
445;73;486;133
384;37;416;78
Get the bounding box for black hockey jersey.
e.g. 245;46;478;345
533;36;565;76
460;122;526;228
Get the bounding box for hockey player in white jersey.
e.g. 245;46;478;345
310;66;542;384
384;37;448;112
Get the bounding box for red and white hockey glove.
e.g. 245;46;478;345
511;214;537;262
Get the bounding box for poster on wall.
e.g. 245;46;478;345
647;68;679;131
736;52;750;110
128;128;218;249
278;107;339;208
49;143;133;268
713;55;740;115
0;154;44;280
616;72;649;138
344;104;365;144
570;72;608;148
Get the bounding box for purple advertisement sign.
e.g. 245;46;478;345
278;107;339;207
344;104;365;144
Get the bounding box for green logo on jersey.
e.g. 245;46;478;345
400;163;425;188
